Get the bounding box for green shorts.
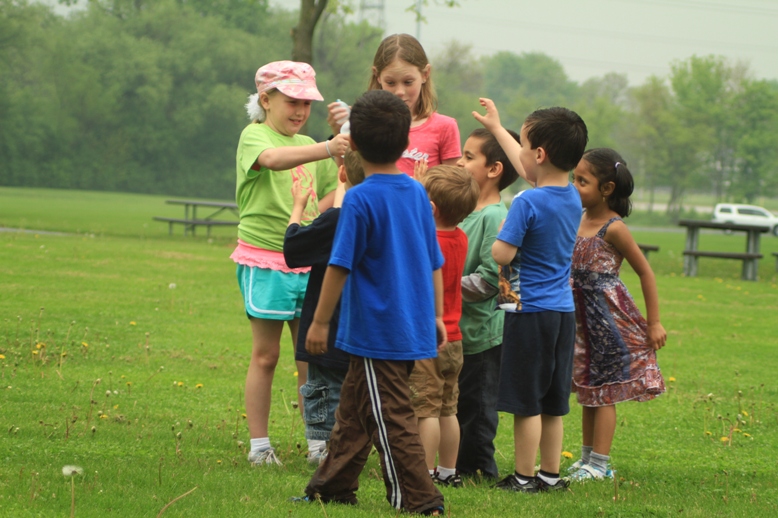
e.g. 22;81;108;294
236;264;309;321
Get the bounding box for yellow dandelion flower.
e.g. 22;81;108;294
36;343;44;349
129;321;137;326
177;381;184;387
217;460;222;464
195;383;203;389
81;342;88;348
562;451;573;459
0;354;5;360
742;410;748;417
294;371;299;377
744;433;752;438
32;351;39;356
113;404;119;410
121;375;126;379
705;431;712;436
720;436;729;442
734;428;742;433
100;414;108;419
126;382;132;386
241;413;247;419
669;377;676;382
61;352;67;357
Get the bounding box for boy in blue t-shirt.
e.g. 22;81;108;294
300;90;446;516
474;98;588;493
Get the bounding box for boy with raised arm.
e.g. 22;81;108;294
299;90;446;516
475;98;588;493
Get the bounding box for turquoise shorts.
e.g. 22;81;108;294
236;264;309;321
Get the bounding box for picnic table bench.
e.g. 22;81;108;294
154;199;239;237
678;219;768;281
637;243;659;260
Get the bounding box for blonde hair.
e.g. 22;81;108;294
368;34;437;119
343;151;365;187
420;165;480;227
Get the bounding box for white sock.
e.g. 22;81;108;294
250;437;271;454
436;466;456;479
537;470;560;485
581;445;593;464
429;469;436;476
590;452;610;473
307;439;326;453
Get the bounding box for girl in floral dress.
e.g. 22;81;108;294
568;148;667;481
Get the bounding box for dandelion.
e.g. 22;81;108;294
705;431;712;436
217;460;222;464
126;382;132;387
113;404;119;410
100;415;108;420
129;321;137;326
720;437;729;442
62;465;84;477
744;433;752;438
81;342;88;348
177;381;184;387
734;428;742;433
32;351;39;356
61;352;67;357
742;410;749;417
0;354;5;360
195;383;203;389
241;413;247;419
294;371;299;377
36;343;45;349
669;377;676;382
562;451;573;459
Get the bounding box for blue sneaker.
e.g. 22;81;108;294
566;463;614;482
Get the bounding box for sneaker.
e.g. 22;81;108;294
566;458;585;474
419;505;445;516
566;463;612;482
494;474;544;494
536;476;570;492
433;471;463;488
307;447;328;465
247;448;282;466
289;494;357;505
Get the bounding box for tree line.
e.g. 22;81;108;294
1;0;777;212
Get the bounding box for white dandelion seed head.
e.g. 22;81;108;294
62;465;84;477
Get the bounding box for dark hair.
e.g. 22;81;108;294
582;148;634;217
469;128;520;191
420;165;480;227
523;107;588;172
350;90;411;164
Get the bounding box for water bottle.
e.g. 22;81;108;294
335;99;350;134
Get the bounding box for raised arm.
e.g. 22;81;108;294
606;221;667;351
258;133;350;171
472;98;530;186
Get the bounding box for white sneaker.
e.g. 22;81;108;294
307;447;328;465
566;458;586;474
247;447;282;466
566;463;613;482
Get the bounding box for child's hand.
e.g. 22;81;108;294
327;102;349;135
328;133;350;158
647;322;667;350
413;158;428;181
472;98;502;132
291;179;311;209
305;321;329;355
435;316;448;351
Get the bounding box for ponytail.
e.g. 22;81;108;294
581;148;634;218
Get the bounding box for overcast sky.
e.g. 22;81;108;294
271;0;778;85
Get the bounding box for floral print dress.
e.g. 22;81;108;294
571;217;665;407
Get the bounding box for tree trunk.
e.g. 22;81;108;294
292;0;329;65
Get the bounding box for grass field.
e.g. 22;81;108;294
1;186;777;517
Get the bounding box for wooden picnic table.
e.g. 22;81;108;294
154;199;239;237
678;219;768;281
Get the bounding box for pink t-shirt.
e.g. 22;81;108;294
396;112;461;176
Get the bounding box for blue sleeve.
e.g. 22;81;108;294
329;192;366;272
497;196;533;248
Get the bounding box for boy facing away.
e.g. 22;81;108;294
410;165;479;488
300;90;446;516
454;127;520;481
475;98;588;493
283;151;365;464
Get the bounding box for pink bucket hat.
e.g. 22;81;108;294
255;60;324;101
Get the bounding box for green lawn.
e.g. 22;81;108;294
1;187;777;516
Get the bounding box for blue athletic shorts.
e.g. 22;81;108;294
236;264;309;321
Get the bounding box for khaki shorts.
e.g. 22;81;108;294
409;340;463;418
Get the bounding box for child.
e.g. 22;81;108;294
328;33;460;176
454;128;520;481
410;165;479;488
300;90;446;516
568;148;667;481
232;60;349;466
283;151;365;464
477;98;588;493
